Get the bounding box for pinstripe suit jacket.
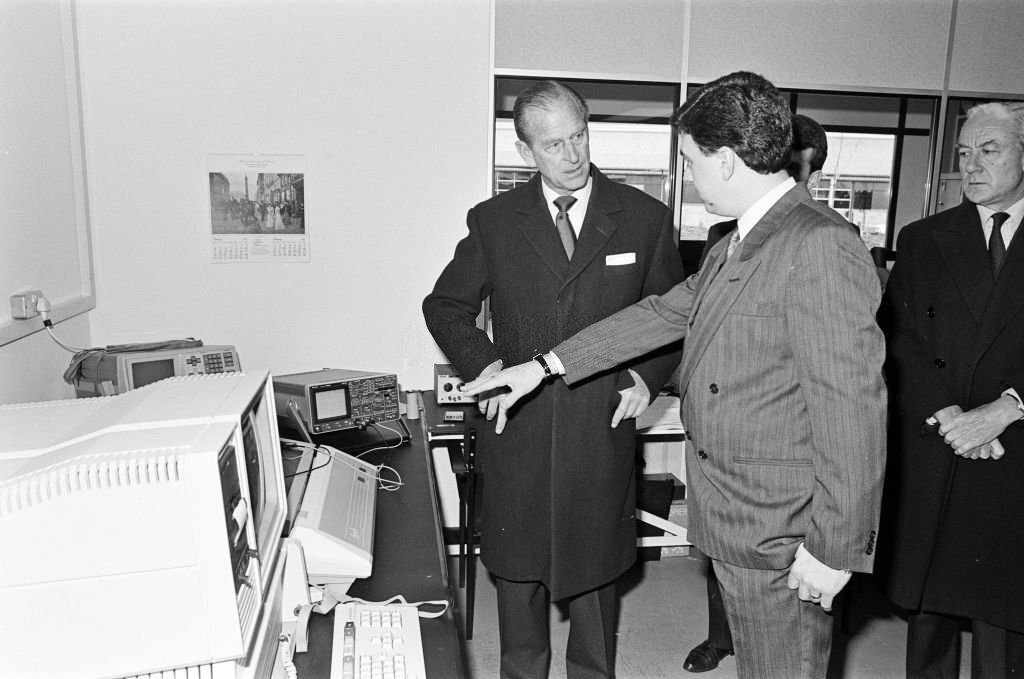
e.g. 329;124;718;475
556;184;886;573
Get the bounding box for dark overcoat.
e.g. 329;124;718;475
423;167;683;600
881;200;1024;633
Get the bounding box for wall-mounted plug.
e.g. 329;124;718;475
10;290;44;320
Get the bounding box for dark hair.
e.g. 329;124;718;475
791;113;828;172
512;80;589;145
670;71;792;174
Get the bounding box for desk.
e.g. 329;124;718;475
291;415;467;678
421;394;484;640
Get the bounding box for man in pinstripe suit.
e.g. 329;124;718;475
464;71;886;679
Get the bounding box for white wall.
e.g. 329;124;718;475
0;0;95;404
688;0;953;91
75;0;492;392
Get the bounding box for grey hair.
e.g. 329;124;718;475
966;101;1024;150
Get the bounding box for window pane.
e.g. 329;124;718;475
819;132;895;250
680;132;895;250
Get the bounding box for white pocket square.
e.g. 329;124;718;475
606;252;636;266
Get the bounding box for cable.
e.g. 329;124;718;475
322;443;404;492
340;594;450;620
283;439;405;492
350;420;408;458
36;296;87;353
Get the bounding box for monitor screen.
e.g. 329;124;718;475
239;386;285;591
313;385;349;422
131;358;176;388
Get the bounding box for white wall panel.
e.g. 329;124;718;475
495;0;686;81
948;0;1024;95
689;0;952;91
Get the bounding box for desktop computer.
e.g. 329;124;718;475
0;371;287;678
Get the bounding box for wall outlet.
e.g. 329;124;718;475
10;290;43;320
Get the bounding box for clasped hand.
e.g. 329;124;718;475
932;398;1016;459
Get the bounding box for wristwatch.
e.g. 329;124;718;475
532;353;553;377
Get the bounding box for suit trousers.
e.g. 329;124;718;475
907;611;1024;679
495;576;618;679
712;557;834;679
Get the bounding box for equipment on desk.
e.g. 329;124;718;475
0;371;289;679
63;337;240;397
434;362;477;404
285;441;380;602
274;368;401;435
331;602;427;679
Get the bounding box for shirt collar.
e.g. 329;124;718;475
541;175;593;220
976;195;1024;228
736;177;796;241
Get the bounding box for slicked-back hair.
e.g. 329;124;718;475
792;113;828;172
513;80;590;146
671;71;792;174
966;101;1024;152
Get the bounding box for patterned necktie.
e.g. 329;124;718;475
554;195;578;260
726;229;741;259
990;211;1010;275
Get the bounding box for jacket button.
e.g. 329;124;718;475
934;358;946;368
709;383;719;394
927;307;935;318
697;449;708;459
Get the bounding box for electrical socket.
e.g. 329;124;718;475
10;290;43;320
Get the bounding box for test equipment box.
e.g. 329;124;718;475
434;363;477;405
273;368;400;435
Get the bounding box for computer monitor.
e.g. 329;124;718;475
0;371;288;678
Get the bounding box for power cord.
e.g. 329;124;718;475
337;594;450;620
281;439;404;492
36;296;88;353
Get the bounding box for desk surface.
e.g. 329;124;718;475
291;414;467;678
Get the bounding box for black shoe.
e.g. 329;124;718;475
683;639;734;673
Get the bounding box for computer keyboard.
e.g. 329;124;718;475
330;602;427;679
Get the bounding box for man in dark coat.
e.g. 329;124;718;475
881;100;1024;677
422;80;682;678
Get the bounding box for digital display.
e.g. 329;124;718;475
130;358;176;388
313;386;349;421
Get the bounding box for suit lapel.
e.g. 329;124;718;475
677;186;803;396
931;203;992;323
566;169;621;283
513;175;574;276
972;214;1024;357
513;168;623;288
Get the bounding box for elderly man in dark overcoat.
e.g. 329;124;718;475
423;80;682;678
881;100;1024;677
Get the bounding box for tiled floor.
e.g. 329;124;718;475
450;552;973;679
